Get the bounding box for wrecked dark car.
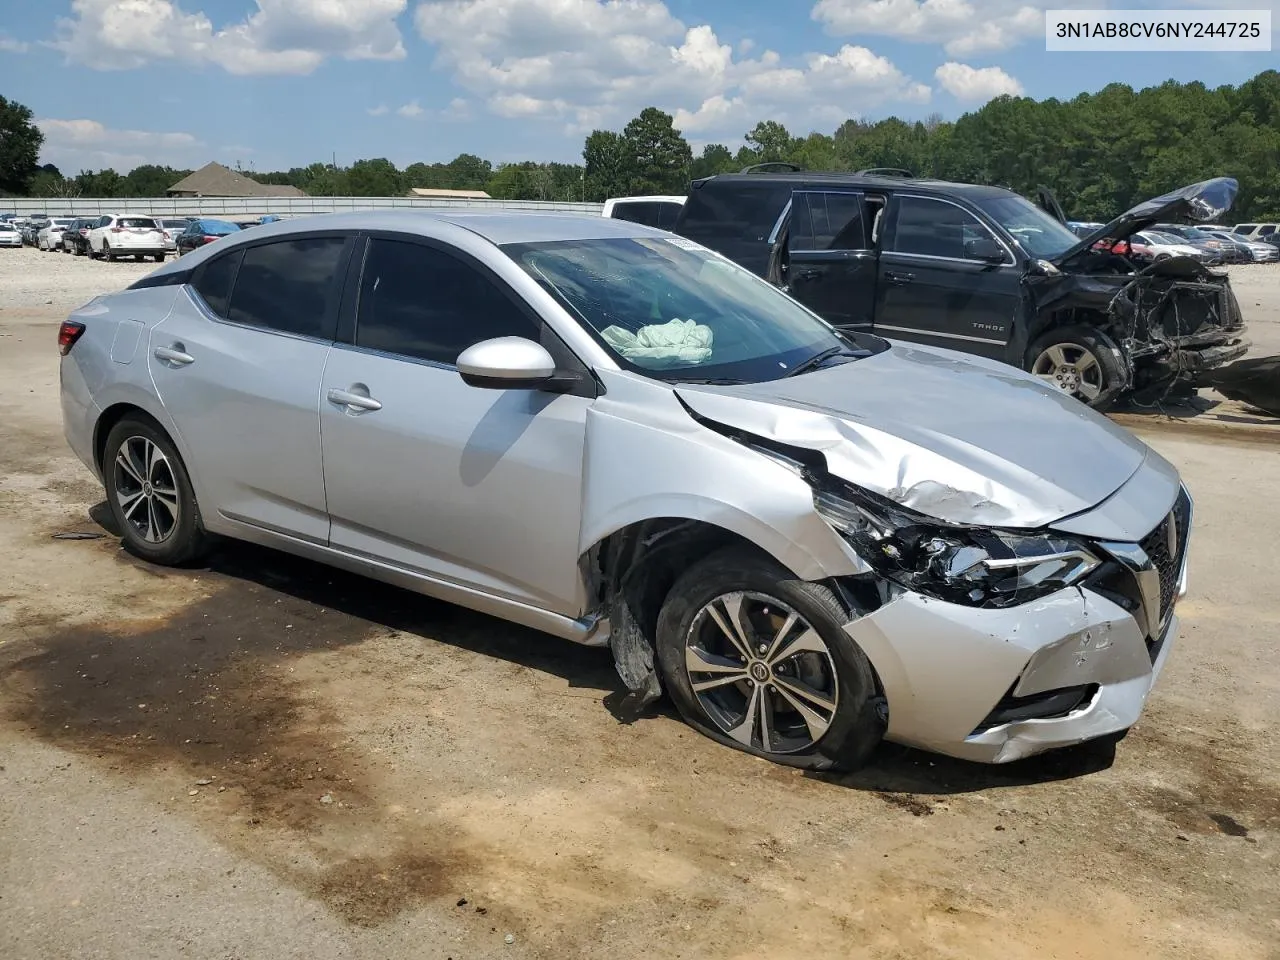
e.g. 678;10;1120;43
672;171;1249;408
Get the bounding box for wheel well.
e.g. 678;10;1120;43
582;519;775;638
1026;309;1114;362
93;403;159;473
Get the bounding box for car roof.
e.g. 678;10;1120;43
690;171;1018;201
205;209;669;245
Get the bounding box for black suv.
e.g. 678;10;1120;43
672;170;1248;408
62;218;93;256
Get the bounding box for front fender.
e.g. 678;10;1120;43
580;372;868;582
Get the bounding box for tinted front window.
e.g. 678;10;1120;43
972;194;1080;258
355;238;539;365
891;197;1002;260
192;250;243;319
506;237;865;384
227;238;347;338
791;192;865;250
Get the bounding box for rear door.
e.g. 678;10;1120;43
784;190;877;332
148;234;353;542
874;194;1022;360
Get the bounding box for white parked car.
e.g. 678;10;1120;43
38;217;76;251
1133;231;1207;261
87;215;169;262
0;222;22;247
156;217;193;251
602;195;686;231
1232;222;1278;241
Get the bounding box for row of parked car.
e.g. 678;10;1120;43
0;213;282;261
1066;218;1280;263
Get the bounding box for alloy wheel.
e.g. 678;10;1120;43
683;592;839;754
1032;342;1104;402
113;436;181;544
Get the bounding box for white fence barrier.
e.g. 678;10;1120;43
1;196;605;218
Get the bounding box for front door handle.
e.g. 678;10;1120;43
327;387;383;412
154;344;194;365
884;271;915;285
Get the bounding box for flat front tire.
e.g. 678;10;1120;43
655;548;884;772
103;416;208;566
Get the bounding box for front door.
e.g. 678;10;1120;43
148;235;352;542
784;190;878;333
320;235;591;616
874;194;1024;360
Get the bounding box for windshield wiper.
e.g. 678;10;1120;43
677;377;749;385
785;346;868;378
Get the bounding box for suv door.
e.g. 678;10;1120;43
875;194;1022;360
148;234;353;542
319;234;592;615
783;190;877;332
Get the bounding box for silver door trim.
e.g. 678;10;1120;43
875;324;1006;346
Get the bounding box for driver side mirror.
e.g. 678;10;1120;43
456;336;559;390
964;236;1006;262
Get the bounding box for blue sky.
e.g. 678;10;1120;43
1;0;1276;174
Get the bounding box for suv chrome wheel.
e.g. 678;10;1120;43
684;591;839;754
1032;342;1104;402
113;436;181;544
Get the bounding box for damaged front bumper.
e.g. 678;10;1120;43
845;585;1175;762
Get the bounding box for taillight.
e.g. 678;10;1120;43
58;320;86;356
110;226;124;233
202;235;218;243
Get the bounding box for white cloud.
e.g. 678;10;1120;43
53;0;407;75
397;100;424;117
812;0;1048;56
934;62;1024;100
413;0;929;140
0;34;29;53
37;117;206;171
367;104;390;116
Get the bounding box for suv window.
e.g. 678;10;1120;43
118;217;158;229
355;238;539;365
611;202;661;227
1261;225;1277;237
226;237;347;338
192;250;243;319
790;192;866;251
890;196;1000;260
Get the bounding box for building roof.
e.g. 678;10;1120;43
167;162;308;198
407;187;492;199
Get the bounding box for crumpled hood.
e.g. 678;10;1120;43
1052;176;1238;266
676;343;1149;529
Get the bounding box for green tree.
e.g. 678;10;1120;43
621;107;691;194
0;95;43;195
743;120;795;163
343;157;402;196
582;129;633;200
690;143;735;179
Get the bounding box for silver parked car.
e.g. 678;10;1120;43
59;212;1191;769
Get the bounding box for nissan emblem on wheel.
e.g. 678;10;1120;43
61;210;1191;771
670;170;1248;410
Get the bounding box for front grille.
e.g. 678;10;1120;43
1138;488;1192;625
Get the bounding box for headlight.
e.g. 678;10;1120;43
814;483;1098;608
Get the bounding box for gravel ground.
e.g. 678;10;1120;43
1;244;1278;959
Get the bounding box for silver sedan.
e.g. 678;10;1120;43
59;211;1190;770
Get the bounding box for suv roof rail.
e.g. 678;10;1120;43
856;167;914;178
740;162;804;174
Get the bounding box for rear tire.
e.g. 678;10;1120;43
105;242;116;262
153;253;165;262
103;416;208;566
655;547;884;772
1026;325;1127;410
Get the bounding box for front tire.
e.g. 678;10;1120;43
1027;325;1127;410
103;416;208;566
655;548;884;772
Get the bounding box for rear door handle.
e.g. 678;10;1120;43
153;344;194;365
884;271;915;285
327;387;383;412
796;269;821;281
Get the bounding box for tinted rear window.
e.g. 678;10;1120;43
610;202;662;227
227;237;347;339
118;217;158;229
675;181;792;275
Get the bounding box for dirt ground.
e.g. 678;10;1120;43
1;246;1278;959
